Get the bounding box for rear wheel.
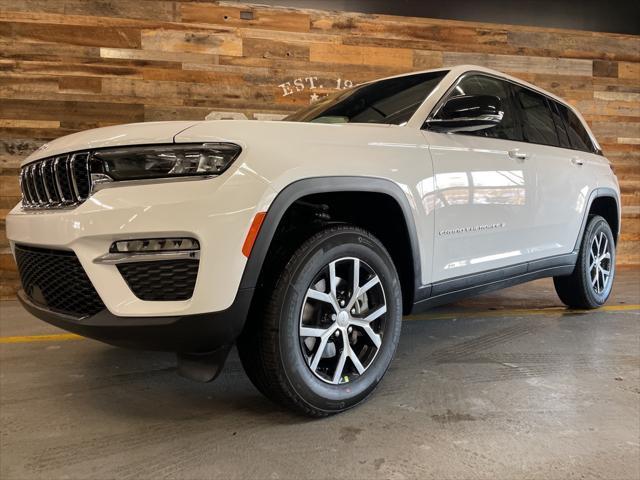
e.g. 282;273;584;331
237;225;402;416
554;215;616;309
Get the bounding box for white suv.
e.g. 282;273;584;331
7;65;620;416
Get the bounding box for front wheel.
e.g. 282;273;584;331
238;225;403;416
554;215;616;309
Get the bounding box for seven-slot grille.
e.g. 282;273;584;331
20;153;92;208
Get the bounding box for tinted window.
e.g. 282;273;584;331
550;101;572;149
285;71;447;125
440;75;522;141
512;86;559;147
555;103;596;153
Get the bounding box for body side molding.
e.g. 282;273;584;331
412;253;578;312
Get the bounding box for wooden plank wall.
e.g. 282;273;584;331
0;1;638;299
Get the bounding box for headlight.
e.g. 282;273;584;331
90;143;241;182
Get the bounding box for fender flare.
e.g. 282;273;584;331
238;176;423;303
573;187;620;251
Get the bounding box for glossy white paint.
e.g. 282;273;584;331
423;131;535;280
23;121;198;163
7;65;619;317
8;168;273;315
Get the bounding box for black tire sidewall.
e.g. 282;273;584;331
580;216;616;307
276;229;402;413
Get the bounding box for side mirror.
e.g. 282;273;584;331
426;95;503;133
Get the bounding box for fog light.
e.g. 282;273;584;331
110;238;200;253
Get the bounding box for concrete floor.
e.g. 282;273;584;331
1;271;639;480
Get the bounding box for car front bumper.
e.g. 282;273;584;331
7;169;273;351
17;288;253;352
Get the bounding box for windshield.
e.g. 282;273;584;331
284;70;448;125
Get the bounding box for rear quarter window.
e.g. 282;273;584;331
555;103;597;154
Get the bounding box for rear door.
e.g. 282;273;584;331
510;85;595;259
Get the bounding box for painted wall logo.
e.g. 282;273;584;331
278;76;355;104
205;76;355;120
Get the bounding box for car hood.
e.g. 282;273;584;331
22;119;395;166
22;121;198;165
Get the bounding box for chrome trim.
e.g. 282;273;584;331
80;154;90;200
425;112;504;132
18;169;29;206
40;160;56;204
53;156;67;203
93;250;200;265
70;153;81;200
31;164;45;204
23;166;33;204
91;174;217;192
21;155;86;210
48;158;61;202
65;155;78;203
89;173;113;193
21;204;80;211
38;163;48;202
28;166;37;204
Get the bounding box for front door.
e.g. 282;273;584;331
422;74;538;283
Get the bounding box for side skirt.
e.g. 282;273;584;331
411;253;577;313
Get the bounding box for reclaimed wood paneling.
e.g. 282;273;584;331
0;1;638;299
180;3;311;32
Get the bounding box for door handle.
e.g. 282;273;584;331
508;149;529;160
571;157;584;166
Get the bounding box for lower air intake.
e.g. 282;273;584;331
117;260;199;301
14;245;105;317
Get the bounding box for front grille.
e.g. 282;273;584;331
118;260;199;301
20;153;91;209
14;245;105;317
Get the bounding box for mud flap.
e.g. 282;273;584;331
176;345;232;383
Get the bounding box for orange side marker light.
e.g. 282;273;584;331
242;211;267;257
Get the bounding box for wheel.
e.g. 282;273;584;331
237;225;403;416
554;215;616;309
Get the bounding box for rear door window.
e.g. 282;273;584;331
549;101;572;149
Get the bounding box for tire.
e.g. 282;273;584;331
237;225;403;417
554;215;616;309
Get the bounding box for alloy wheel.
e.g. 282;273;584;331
590;231;612;294
299;257;387;385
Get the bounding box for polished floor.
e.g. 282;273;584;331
1;271;639;479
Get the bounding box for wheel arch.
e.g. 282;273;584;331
238;177;423;313
575;187;621;250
